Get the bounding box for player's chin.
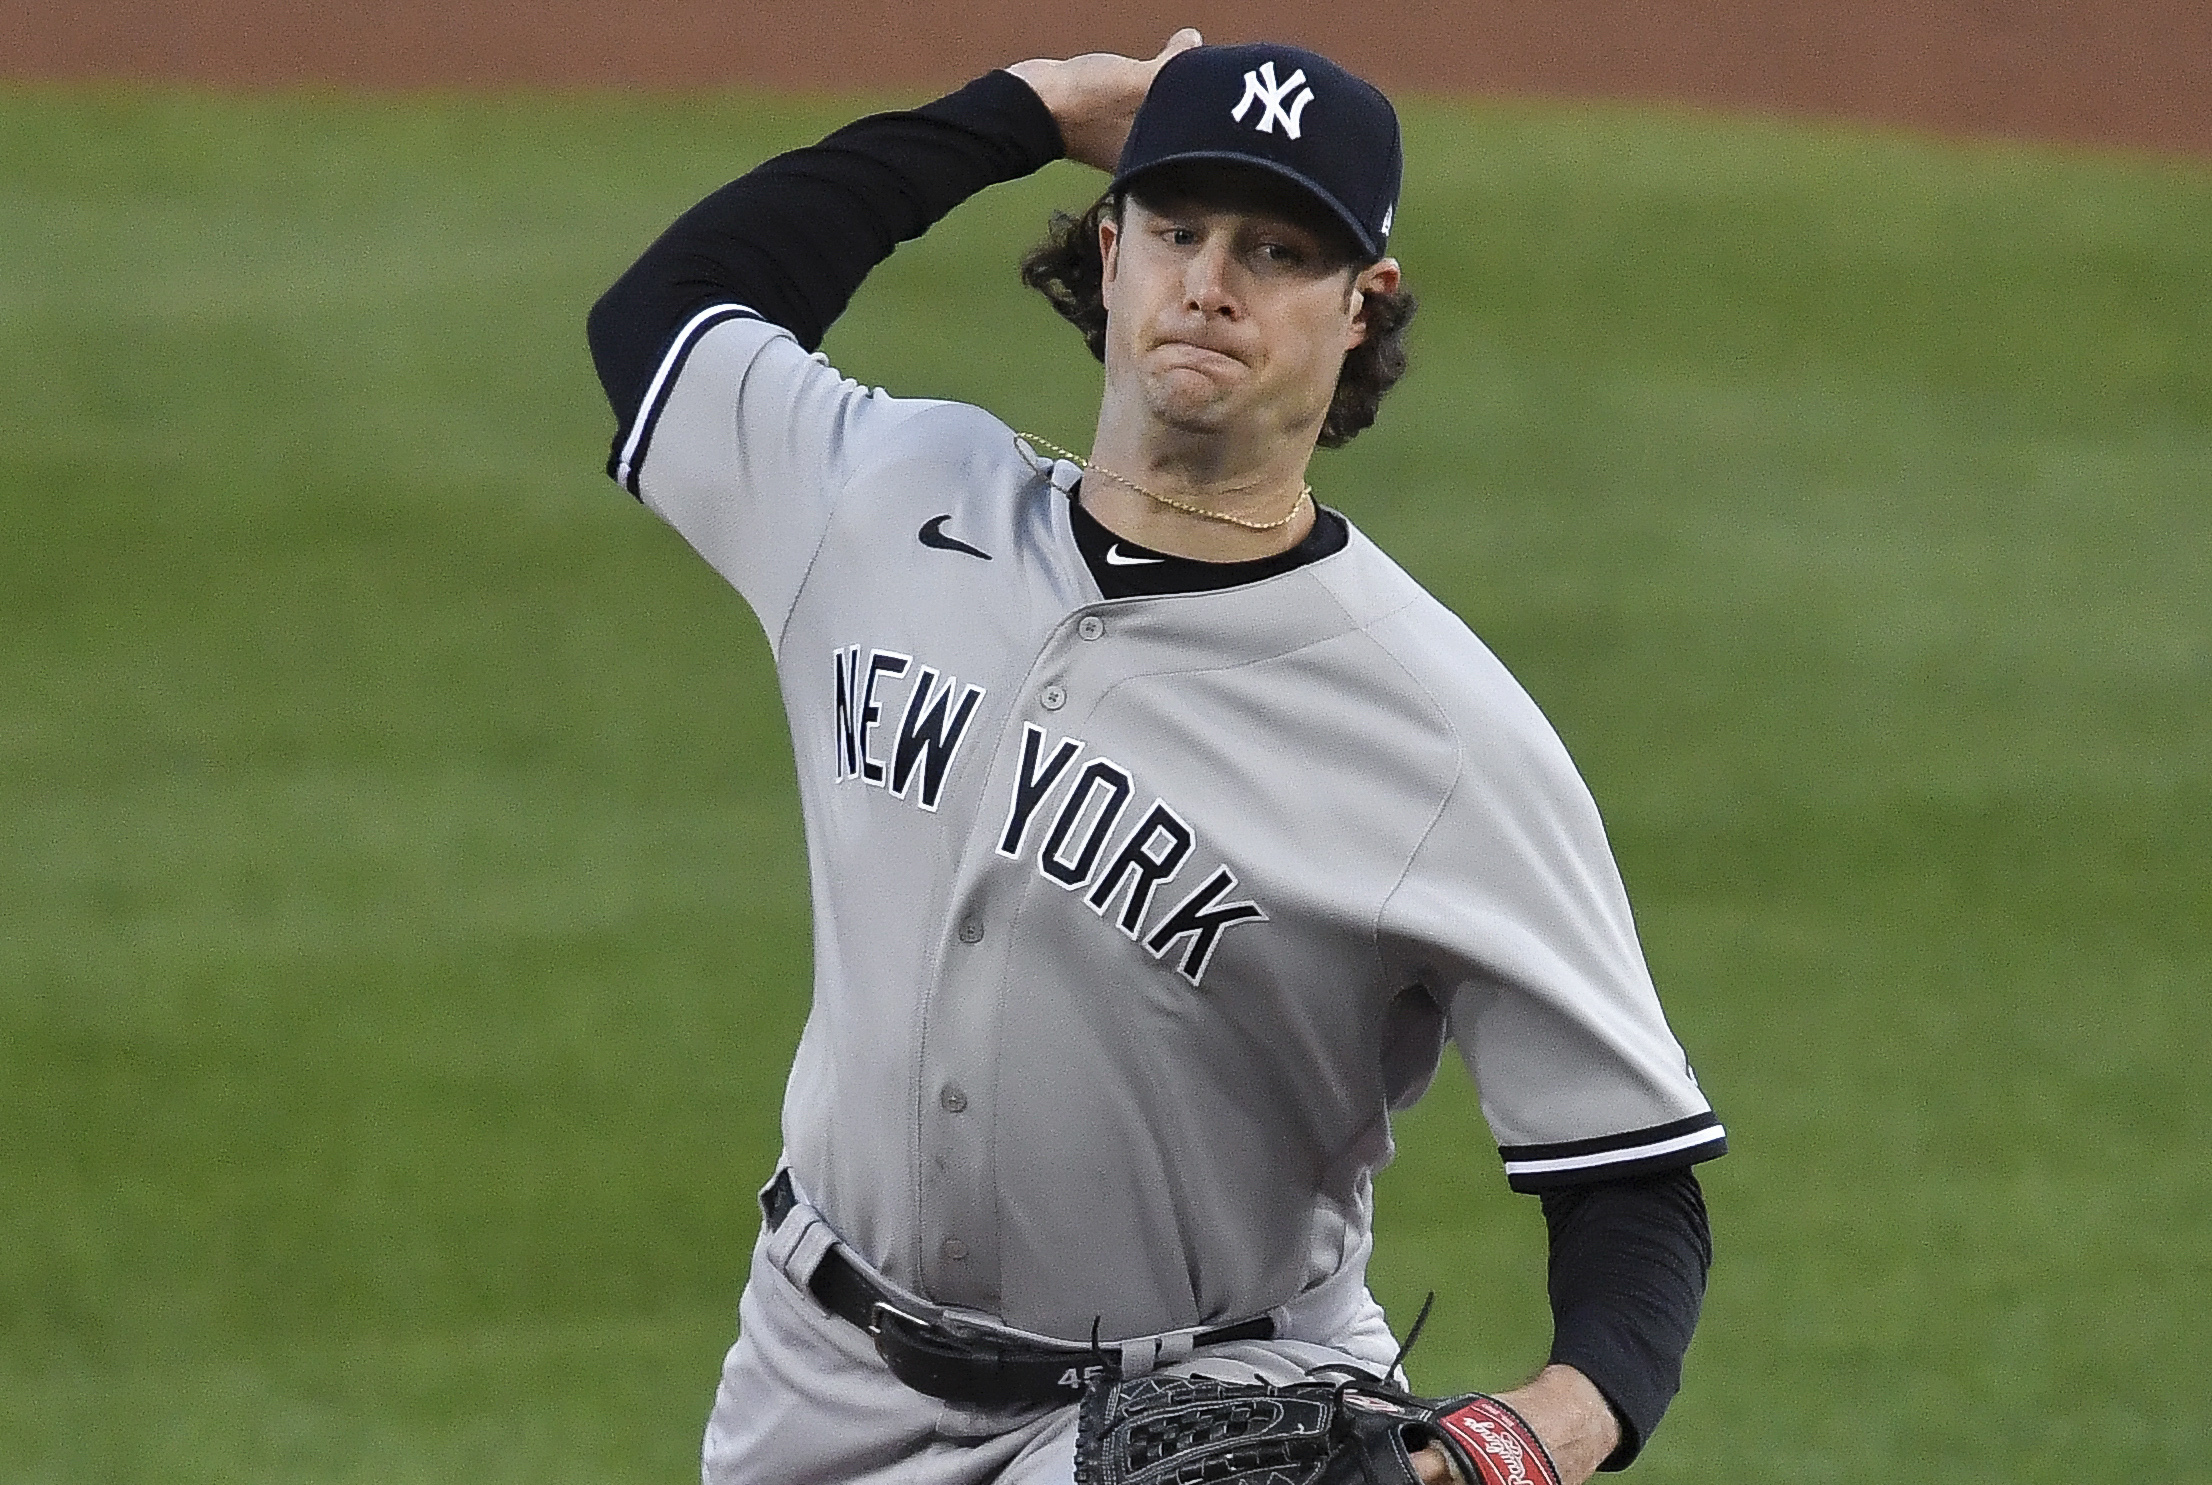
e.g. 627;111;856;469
1141;367;1246;427
1144;394;1240;440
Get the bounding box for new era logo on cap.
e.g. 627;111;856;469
1113;42;1404;258
1230;61;1315;139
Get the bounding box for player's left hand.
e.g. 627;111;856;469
1006;28;1204;172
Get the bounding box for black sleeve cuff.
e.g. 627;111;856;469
1540;1168;1713;1470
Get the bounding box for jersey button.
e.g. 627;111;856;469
940;1085;968;1113
1077;615;1105;641
956;919;984;945
942;1238;970;1261
1040;684;1067;711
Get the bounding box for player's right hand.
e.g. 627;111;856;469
1006;28;1203;173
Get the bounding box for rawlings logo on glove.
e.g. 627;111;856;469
1076;1372;1562;1485
1434;1395;1559;1485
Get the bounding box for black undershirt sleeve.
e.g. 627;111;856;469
1540;1166;1713;1470
586;70;1063;462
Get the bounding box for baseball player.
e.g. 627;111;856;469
587;31;1723;1485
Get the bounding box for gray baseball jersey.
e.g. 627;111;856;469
629;303;1723;1346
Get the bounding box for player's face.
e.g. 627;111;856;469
1098;176;1398;447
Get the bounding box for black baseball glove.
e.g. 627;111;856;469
1075;1370;1563;1485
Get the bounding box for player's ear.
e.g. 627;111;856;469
1345;256;1400;349
1098;213;1122;293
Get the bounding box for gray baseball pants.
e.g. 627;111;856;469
701;1221;1399;1485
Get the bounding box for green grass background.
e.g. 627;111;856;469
4;83;2208;1482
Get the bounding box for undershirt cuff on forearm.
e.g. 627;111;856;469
1539;1167;1711;1470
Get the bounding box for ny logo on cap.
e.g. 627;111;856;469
1230;61;1316;139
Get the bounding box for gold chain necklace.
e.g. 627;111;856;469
1018;433;1312;533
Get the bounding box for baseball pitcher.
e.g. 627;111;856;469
587;30;1724;1485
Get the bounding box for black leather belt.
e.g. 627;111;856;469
761;1168;1274;1408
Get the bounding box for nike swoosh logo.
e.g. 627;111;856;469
918;514;991;560
1104;543;1166;567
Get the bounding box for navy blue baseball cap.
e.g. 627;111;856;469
1111;42;1403;259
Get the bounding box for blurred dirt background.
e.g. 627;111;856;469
4;0;2207;156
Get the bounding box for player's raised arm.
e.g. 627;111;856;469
583;71;1059;464
584;30;1201;473
589;75;1060;360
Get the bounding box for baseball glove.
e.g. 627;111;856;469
1075;1370;1562;1485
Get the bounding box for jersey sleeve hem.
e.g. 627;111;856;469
1499;1111;1726;1193
607;302;767;496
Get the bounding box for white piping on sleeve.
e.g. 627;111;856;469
1502;1123;1727;1179
615;302;758;490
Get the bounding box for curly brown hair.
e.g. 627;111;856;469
1018;184;1416;449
